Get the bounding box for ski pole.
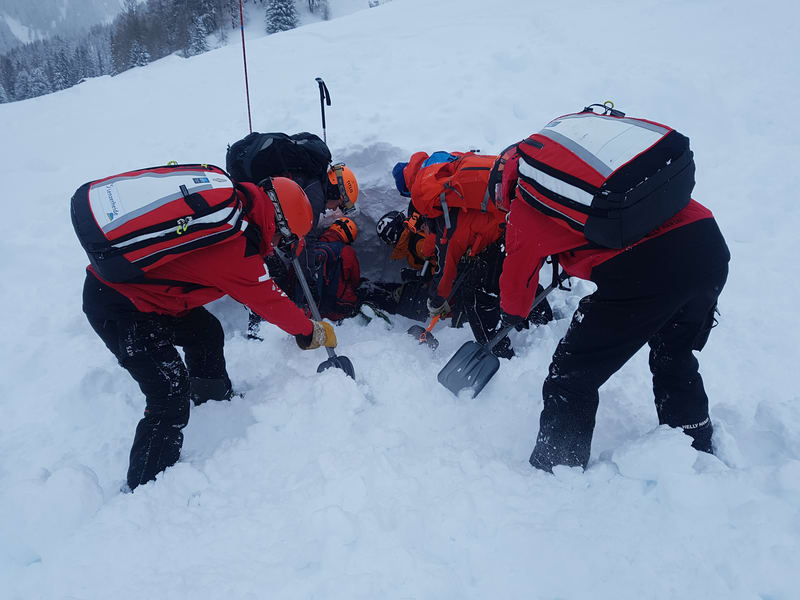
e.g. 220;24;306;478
239;0;252;133
315;77;331;143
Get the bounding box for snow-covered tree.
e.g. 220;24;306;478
14;69;31;100
308;0;330;20
0;82;8;103
265;0;299;34
129;40;151;67
52;47;74;90
187;16;210;56
28;67;52;97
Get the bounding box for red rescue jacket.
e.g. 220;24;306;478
88;182;313;336
403;151;505;300
498;153;714;318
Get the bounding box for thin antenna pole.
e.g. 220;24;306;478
239;0;252;133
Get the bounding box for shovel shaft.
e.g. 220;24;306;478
486;270;568;351
291;256;337;360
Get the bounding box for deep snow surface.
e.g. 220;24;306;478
1;0;799;598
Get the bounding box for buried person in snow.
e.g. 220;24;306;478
356;208;439;323
78;174;337;491
496;106;730;473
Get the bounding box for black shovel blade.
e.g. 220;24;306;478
437;341;500;398
407;325;440;350
317;355;355;379
407;324;426;338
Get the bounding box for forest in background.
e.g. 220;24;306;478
0;0;332;103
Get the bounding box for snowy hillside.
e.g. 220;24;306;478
1;0;799;598
0;0;124;52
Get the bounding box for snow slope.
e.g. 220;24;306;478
0;0;125;53
1;0;799;598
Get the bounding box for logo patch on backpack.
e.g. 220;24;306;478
72;164;245;282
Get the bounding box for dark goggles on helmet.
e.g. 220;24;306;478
331;163;356;215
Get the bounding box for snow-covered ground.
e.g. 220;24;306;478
1;0;799;597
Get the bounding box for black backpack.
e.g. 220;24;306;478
226;132;332;184
515;104;695;249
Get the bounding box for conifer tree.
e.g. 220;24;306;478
0;82;8;103
129;40;151;67
265;0;299;34
28;67;52;97
14;69;31;100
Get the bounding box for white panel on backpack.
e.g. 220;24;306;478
88;170;231;230
542;116;664;175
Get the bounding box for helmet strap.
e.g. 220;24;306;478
259;177;298;254
332;163;356;214
333;218;354;244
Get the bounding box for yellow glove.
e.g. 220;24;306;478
296;320;338;350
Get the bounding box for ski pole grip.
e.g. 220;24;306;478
315;77;331;106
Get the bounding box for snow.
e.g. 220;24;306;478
1;0;800;597
2;15;40;44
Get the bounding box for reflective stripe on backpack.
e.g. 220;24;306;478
72;164;246;282
515;108;694;249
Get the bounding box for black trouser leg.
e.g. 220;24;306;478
453;242;514;358
532;293;670;471
460;286;513;359
357;280;429;322
530;221;729;472
648;270;727;453
170;308;232;405
87;315;190;490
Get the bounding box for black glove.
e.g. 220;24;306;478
501;311;527;332
400;268;420;282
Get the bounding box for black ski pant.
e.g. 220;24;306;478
357;279;431;322
86;307;230;490
530;219;730;472
453;242;553;359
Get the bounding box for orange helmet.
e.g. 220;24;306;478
266;176;313;239
328;163;359;212
329;217;358;244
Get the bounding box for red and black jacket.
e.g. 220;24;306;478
83;183;313;337
498;152;714;319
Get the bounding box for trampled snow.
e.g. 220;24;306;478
1;0;799;598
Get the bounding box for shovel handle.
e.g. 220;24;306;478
418;314;441;342
291;256;337;360
486;269;569;352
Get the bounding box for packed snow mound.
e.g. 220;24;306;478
1;0;799;598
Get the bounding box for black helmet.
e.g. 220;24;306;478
376;210;405;245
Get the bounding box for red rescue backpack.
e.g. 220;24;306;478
71;164;246;282
515;103;695;249
410;152;500;221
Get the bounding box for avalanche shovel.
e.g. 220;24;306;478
437;268;567;398
291;255;355;379
407;315;442;350
407;265;472;350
